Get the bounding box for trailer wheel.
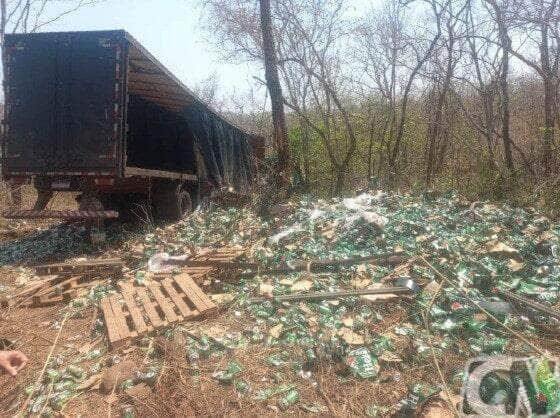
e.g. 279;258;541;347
154;182;192;222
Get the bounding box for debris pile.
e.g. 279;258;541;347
2;190;560;415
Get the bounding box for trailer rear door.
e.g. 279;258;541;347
2;31;126;175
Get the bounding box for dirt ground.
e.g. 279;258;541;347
0;294;461;417
0;278;463;416
0;231;461;416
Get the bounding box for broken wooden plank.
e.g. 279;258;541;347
149;246;245;278
184;280;216;311
15;275;60;298
32;274;82;296
25;272;104;307
182;267;213;279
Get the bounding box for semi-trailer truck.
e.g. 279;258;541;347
1;30;264;222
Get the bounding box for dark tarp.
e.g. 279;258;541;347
127;96;197;173
182;102;255;190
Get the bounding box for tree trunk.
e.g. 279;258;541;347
366;109;377;180
259;0;290;177
484;0;514;171
482;89;497;166
1;0;7;75
300;117;311;191
543;76;555;169
391;7;442;170
498;20;514;171
425;91;438;185
426;41;454;184
334;165;346;195
539;23;554;172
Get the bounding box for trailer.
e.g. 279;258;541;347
1;30;264;221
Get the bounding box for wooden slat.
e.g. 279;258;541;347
129;89;187;104
128;81;186;97
128;72;180;86
15;275;59;298
124;167;197;181
136;287;165;328
35;258;122;270
2;209;119;220
147;284;179;323
183;267;213;281
34;274;82;296
72;279;104;289
129;86;186;103
31;294;64;307
161;278;193;317
120;284;149;334
101;297;123;347
174;274;215;313
183;267;212;275
129;57;159;71
139;96;188;109
109;296;134;340
187;281;216;312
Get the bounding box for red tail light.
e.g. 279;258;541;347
94;177;115;186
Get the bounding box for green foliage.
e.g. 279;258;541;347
475;160;516;200
282;89;557;215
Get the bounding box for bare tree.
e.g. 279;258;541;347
463;0;500;166
356;0;407;180
425;0;469;184
1;0;100;48
483;0;515;171
202;0;560;197
277;0;360;194
259;0;291;179
506;0;560;171
194;72;226;111
389;0;450;171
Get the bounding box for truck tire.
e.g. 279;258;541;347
154;182;192;222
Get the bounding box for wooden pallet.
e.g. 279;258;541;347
34;259;123;277
101;274;217;348
181;247;245;281
29;274;107;306
14;259;123;307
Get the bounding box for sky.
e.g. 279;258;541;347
2;0;260;99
